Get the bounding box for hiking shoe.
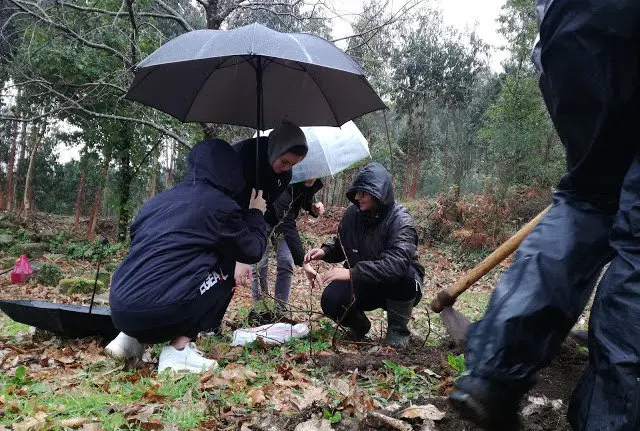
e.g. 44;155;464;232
449;374;531;430
105;332;144;360
158;343;218;373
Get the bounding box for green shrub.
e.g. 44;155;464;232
37;263;62;286
58;278;104;295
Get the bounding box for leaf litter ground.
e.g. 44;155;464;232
0;214;588;430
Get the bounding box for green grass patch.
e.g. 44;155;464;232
0;313;30;340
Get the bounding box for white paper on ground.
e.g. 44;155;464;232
231;323;310;346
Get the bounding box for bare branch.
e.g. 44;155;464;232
4;78;191;149
125;0;138;64
153;0;194;31
56;0;193;32
331;0;423;46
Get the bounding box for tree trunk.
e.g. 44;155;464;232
117;124;134;243
410;149;422;199
87;150;112;242
9;119;28;211
73;166;86;233
441;124;449;193
5;120;18;211
117;150;133;243
0;181;5;210
22;121;47;214
149;143;160;198
403;151;412;201
166;142;174;187
6;90;22;211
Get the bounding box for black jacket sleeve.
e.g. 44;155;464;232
216;208;268;264
301;179;323;217
321;235;346;263
349;214;418;285
301;189;317;217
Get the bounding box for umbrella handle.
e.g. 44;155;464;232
88;237;109;314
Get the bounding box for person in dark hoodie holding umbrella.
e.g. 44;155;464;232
304;162;424;348
231;120;309;288
105;139;267;373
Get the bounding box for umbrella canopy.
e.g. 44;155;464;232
255;121;370;182
0;300;118;340
126;23;386;129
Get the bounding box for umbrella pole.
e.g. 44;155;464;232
255;56;263;187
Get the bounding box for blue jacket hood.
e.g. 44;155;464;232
185;139;245;197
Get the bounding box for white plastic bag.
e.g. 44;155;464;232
231;323;310;346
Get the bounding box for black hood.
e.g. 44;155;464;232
185;139;245;197
346;162;394;208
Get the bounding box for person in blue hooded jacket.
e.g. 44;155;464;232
104;139;267;373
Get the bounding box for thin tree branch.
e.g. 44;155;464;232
153;0;194;31
57;0;193;32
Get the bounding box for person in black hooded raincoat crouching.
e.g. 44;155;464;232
304;162;425;348
105;139;268;373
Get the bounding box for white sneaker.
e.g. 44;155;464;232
158;343;218;373
105;332;145;360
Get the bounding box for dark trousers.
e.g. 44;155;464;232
320;268;420;323
111;275;234;344
465;1;640;429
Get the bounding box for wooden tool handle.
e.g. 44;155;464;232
430;205;551;313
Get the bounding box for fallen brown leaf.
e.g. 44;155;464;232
57;417;90;428
140;421;164;430
122;403;157;422
367;411;412;431
13;411;48;431
220;364;257;382
293;418;333;431
247;388;266;406
290;385;327;410
399;404;445;421
142;385;169;403
328;378;350;396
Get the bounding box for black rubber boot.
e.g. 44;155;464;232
385;298;414;348
449;374;534;431
340;309;371;341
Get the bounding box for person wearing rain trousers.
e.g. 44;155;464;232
105;139;267;373
449;1;640;430
304;162;424;348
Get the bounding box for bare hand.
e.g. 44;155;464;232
304;248;325;263
249;189;266;214
311;202;325;217
234;262;252;287
319;267;350;285
303;263;318;287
